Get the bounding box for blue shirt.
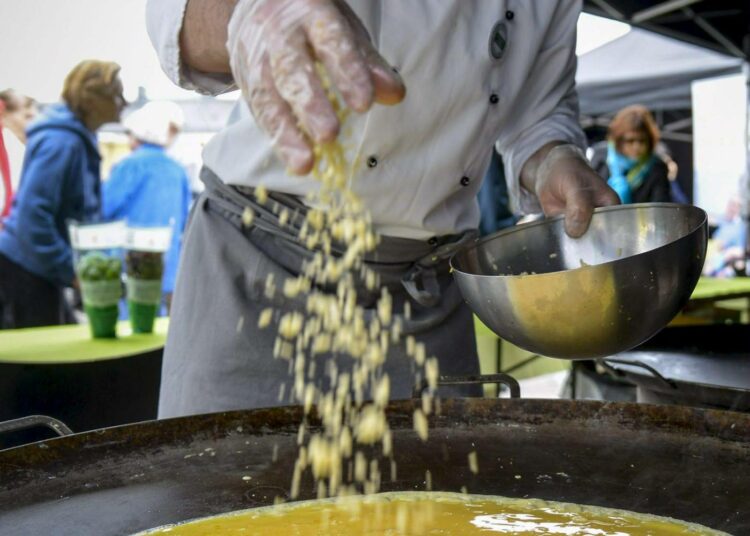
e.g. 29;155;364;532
102;143;191;293
713;218;746;250
0;104;101;287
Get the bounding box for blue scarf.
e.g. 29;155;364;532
606;142;655;204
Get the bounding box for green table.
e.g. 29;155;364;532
0;318;168;448
0;318;169;364
689;277;750;303
674;277;750;324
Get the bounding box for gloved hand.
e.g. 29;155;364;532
226;0;406;174
532;144;620;238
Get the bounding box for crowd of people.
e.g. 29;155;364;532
0;54;743;335
0;61;191;329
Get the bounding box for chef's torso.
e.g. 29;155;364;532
152;0;583;239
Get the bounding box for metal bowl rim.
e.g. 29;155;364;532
450;202;707;279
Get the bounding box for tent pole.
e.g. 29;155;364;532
744;60;750;275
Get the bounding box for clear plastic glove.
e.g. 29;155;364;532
534;144;620;238
227;0;406;174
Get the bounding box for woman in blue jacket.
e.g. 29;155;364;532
0;60;125;328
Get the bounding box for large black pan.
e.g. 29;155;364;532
1;399;748;535
603;324;750;411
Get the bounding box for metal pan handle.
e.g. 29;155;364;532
600;358;678;390
0;415;74;438
414;373;521;398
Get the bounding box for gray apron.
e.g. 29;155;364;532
158;167;480;418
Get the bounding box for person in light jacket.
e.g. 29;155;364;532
103;101;191;313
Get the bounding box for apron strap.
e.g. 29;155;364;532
199;166;474;332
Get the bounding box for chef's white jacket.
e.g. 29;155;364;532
146;0;586;240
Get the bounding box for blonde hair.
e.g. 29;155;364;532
62;60;121;122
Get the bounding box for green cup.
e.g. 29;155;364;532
80;278;122;339
126;278;162;334
128;301;158;334
84;304;119;339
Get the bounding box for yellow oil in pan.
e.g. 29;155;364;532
137;491;728;535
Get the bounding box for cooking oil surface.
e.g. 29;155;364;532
138;491;727;535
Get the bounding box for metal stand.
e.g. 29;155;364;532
413;373;521;399
0;415;73;439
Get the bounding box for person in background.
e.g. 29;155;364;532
0;90;38;219
102;101;191;313
0;60;124;329
0;90;37;145
590;105;670;204
0;101;11;222
705;195;747;277
654;142;689;205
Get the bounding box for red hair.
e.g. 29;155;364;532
608;105;660;153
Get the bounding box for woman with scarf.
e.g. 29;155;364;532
591;105;670;204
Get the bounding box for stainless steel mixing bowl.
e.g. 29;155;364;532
451;203;708;359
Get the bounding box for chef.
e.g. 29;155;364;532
146;0;618;417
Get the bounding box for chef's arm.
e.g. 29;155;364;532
495;0;616;237
146;0;237;95
147;0;405;173
520;141;618;237
179;0;236;74
519;142;563;193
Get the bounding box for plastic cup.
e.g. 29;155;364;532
84;304;119;338
126;278;162;334
80;278;122;339
128;301;158;334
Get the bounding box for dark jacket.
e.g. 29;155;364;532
0;104;101;287
590;141;671;204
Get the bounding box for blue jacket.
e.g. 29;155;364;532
0;104;101;287
102;144;191;294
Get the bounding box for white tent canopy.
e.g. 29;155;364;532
576;27;743;117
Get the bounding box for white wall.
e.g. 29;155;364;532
1;3;628;103
692;73;749;220
0;0;195;102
